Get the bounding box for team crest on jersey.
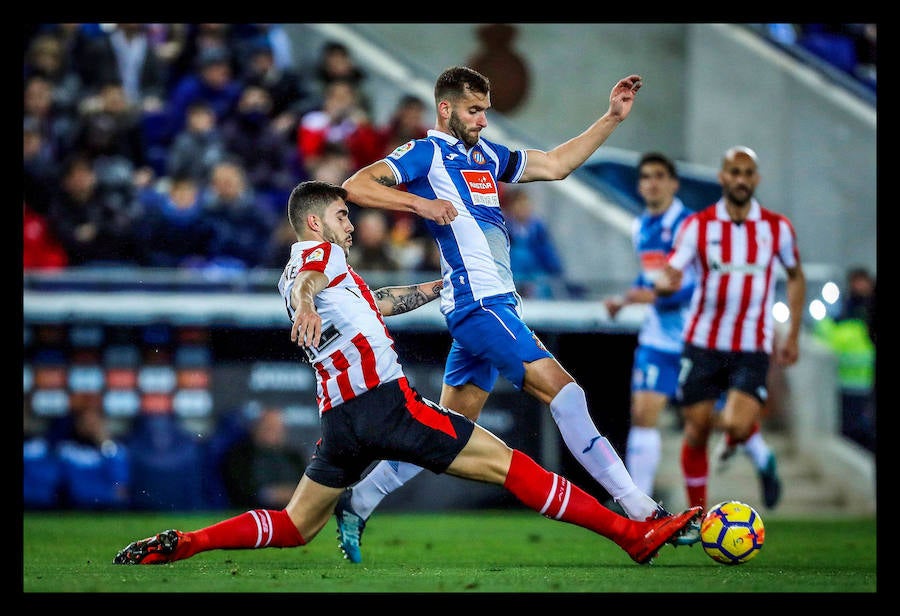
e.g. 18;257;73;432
388;140;415;159
304;247;325;263
472;149;486;165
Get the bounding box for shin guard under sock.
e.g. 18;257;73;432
185;509;305;558
503;449;630;542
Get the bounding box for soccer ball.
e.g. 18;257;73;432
700;500;765;565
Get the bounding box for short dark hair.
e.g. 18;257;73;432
287;181;348;235
434;66;490;106
638;152;677;178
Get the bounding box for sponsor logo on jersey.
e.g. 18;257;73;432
640;250;668;277
460;170;500;207
388;140;415;159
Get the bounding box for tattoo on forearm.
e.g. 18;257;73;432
375;286;430;315
375;174;396;187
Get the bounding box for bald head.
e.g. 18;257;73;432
718;145;760;209
722;145;759;169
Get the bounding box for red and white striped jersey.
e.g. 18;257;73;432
667;199;801;354
277;240;404;415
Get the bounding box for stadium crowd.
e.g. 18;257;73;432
23;24;444;276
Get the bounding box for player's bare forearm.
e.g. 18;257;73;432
519;75;641;182
654;265;682;296
521;115;622;182
342;161;411;213
785;265;807;343
290;271;328;347
375;279;443;316
343;162;458;224
625;287;657;304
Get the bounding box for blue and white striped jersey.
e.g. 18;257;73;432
382;129;527;315
631;197;695;353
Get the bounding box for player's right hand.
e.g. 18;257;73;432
604;296;624;319
417;198;458;225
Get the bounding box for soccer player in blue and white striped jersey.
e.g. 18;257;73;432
334;67;694;562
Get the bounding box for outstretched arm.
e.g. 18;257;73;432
374;279;443;316
520;74;643;182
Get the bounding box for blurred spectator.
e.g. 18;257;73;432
144;23;188;70
24;74;79;162
312;40;367;91
23;115;60;216
164;44;243;144
135;175;215;268
221;407;307;509
310;141;354;185
237;24;297;72
23;32;85;117
503;188;566;298
220;85;303;213
296;78;381;175
23;202;68;270
55;401;131;510
166;100;228;184
378;93;429;157
813;266;876;452
201;160;276;269
47;153;142;266
240;35;316;134
72;81;152;185
348;209;400;272
841;266;876;342
166;23;236;91
76;23;169;112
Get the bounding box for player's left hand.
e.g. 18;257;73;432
291;308;322;349
609;74;642;122
774;337;800;367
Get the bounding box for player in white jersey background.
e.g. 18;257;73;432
656;146;806;512
603;152;696;503
112;180;701;566
335;66;696;563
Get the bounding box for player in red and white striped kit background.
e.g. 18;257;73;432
655;146;806;512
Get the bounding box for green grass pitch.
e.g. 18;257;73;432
23;510;876;595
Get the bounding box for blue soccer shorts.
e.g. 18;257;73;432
443;295;553;392
632;345;681;398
